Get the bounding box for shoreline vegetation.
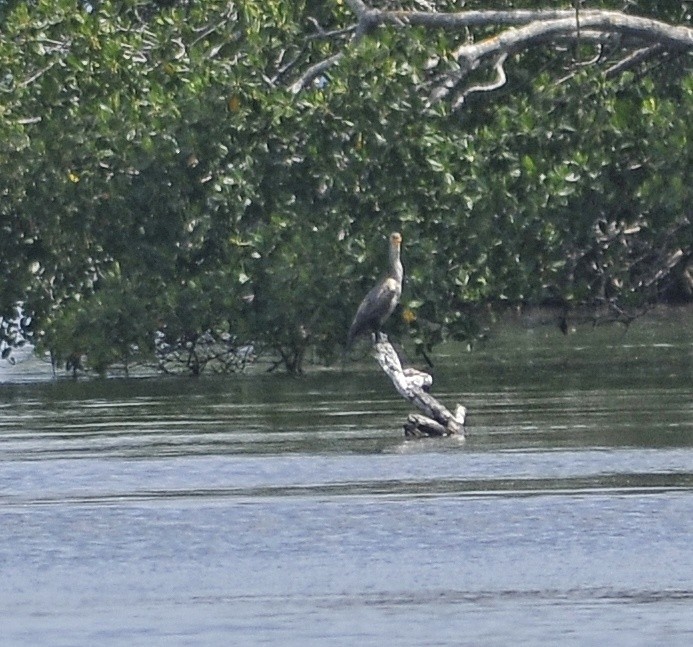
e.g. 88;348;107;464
1;303;690;382
1;2;690;376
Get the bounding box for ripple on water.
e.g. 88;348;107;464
1;318;692;645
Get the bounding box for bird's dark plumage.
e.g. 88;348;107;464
347;232;403;347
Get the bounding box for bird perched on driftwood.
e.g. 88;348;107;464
347;232;403;347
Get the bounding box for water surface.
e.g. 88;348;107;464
1;313;691;645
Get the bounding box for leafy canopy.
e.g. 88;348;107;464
0;0;690;374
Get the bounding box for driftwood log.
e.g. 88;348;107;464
373;338;466;439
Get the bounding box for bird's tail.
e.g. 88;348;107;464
345;323;358;351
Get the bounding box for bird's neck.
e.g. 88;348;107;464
389;245;403;283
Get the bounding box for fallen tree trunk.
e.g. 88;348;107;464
373;338;466;439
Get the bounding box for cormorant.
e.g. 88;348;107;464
347;232;403;347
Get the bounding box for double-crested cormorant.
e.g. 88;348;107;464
347;232;403;347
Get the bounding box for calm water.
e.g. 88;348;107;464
1;313;692;646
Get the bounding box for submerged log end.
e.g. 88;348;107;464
404;414;447;438
454;404;467;427
403;404;466;438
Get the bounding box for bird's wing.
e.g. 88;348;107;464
349;279;398;333
377;278;401;313
364;280;399;319
348;275;403;346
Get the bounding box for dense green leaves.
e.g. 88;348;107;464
0;1;690;374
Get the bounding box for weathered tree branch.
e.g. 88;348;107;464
291;1;693;104
290;52;345;94
604;43;666;78
449;53;508;110
373;338;465;438
450;14;692;64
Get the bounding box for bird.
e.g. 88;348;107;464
347;232;403;347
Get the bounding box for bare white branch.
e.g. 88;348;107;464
451;13;692;66
18;61;58;88
15;116;42;125
289;52;344;94
605;43;665;78
451;52;508;109
290;2;693;103
373;338;465;437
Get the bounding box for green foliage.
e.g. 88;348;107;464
0;0;690;374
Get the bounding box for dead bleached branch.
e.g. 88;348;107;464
290;1;693;104
450;52;508;110
374;338;465;438
290;52;345;94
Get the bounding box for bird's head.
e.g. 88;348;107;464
390;232;402;247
